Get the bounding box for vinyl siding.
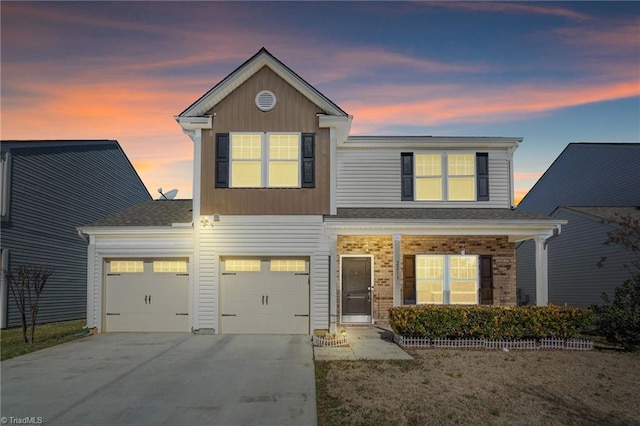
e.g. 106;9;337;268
86;230;193;330
200;66;331;215
196;216;329;332
517;209;635;307
547;209;633;307
1;143;150;327
336;149;511;208
518;144;640;216
515;240;536;305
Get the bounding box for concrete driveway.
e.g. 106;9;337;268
1;333;316;426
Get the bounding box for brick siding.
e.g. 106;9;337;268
337;235;516;324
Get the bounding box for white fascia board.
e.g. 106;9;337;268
324;219;565;238
77;226;193;237
174;116;213;130
341;136;522;150
181;54;346;118
212;215;324;224
319;115;353;145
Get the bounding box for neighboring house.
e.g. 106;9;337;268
0;140;151;328
517;143;640;307
79;48;563;334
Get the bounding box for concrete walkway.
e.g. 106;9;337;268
1;333;316;426
313;327;412;361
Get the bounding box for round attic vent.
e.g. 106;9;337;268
255;90;276;111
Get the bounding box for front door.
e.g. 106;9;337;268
341;257;372;323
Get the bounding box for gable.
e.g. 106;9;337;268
208;66;323;133
178;48;347;119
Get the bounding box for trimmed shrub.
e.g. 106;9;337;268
592;274;640;351
388;305;593;340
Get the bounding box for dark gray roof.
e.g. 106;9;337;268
85;200;193;227
518;143;640;215
560;206;640;223
328;208;553;221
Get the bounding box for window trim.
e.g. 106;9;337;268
413;152;476;202
415;254;479;305
228;132;301;188
400;150;490;203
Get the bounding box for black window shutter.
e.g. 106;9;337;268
479;255;493;305
215;133;230;188
301;133;315;188
476;153;489;201
401;152;414;201
403;255;416;305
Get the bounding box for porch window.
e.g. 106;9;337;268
415;255;478;305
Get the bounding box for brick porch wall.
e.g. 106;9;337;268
337;235;517;324
401;235;516;306
337;235;394;323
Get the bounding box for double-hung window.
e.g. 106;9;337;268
415;255;478;305
402;152;488;202
229;133;300;188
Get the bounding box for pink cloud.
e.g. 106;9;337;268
514;172;543;181
427;2;591;21
346;79;640;133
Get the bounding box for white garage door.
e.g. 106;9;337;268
105;259;189;332
220;258;309;334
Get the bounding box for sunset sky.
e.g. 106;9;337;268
2;1;638;203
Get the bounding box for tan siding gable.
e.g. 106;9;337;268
200;66;330;215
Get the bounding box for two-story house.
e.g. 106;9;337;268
79;48;563;334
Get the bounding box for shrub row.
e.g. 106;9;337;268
388;305;593;340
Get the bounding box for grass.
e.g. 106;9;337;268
1;320;88;361
315;348;640;426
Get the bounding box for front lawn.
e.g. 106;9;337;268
316;348;640;425
1;320;88;361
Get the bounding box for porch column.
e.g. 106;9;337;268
329;234;338;333
393;234;401;306
534;235;549;306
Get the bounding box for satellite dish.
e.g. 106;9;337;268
157;188;178;200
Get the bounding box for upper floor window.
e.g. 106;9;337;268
216;132;315;189
231;133;300;188
402;152;489;202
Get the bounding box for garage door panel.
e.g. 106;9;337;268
105;260;189;332
220;293;263;315
221;313;308;334
107;313;188;332
220;258;310;334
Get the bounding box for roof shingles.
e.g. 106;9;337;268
85;200;192;227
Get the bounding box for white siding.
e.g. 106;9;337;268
86;230;193;332
336;149;511;208
197;216;329;332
